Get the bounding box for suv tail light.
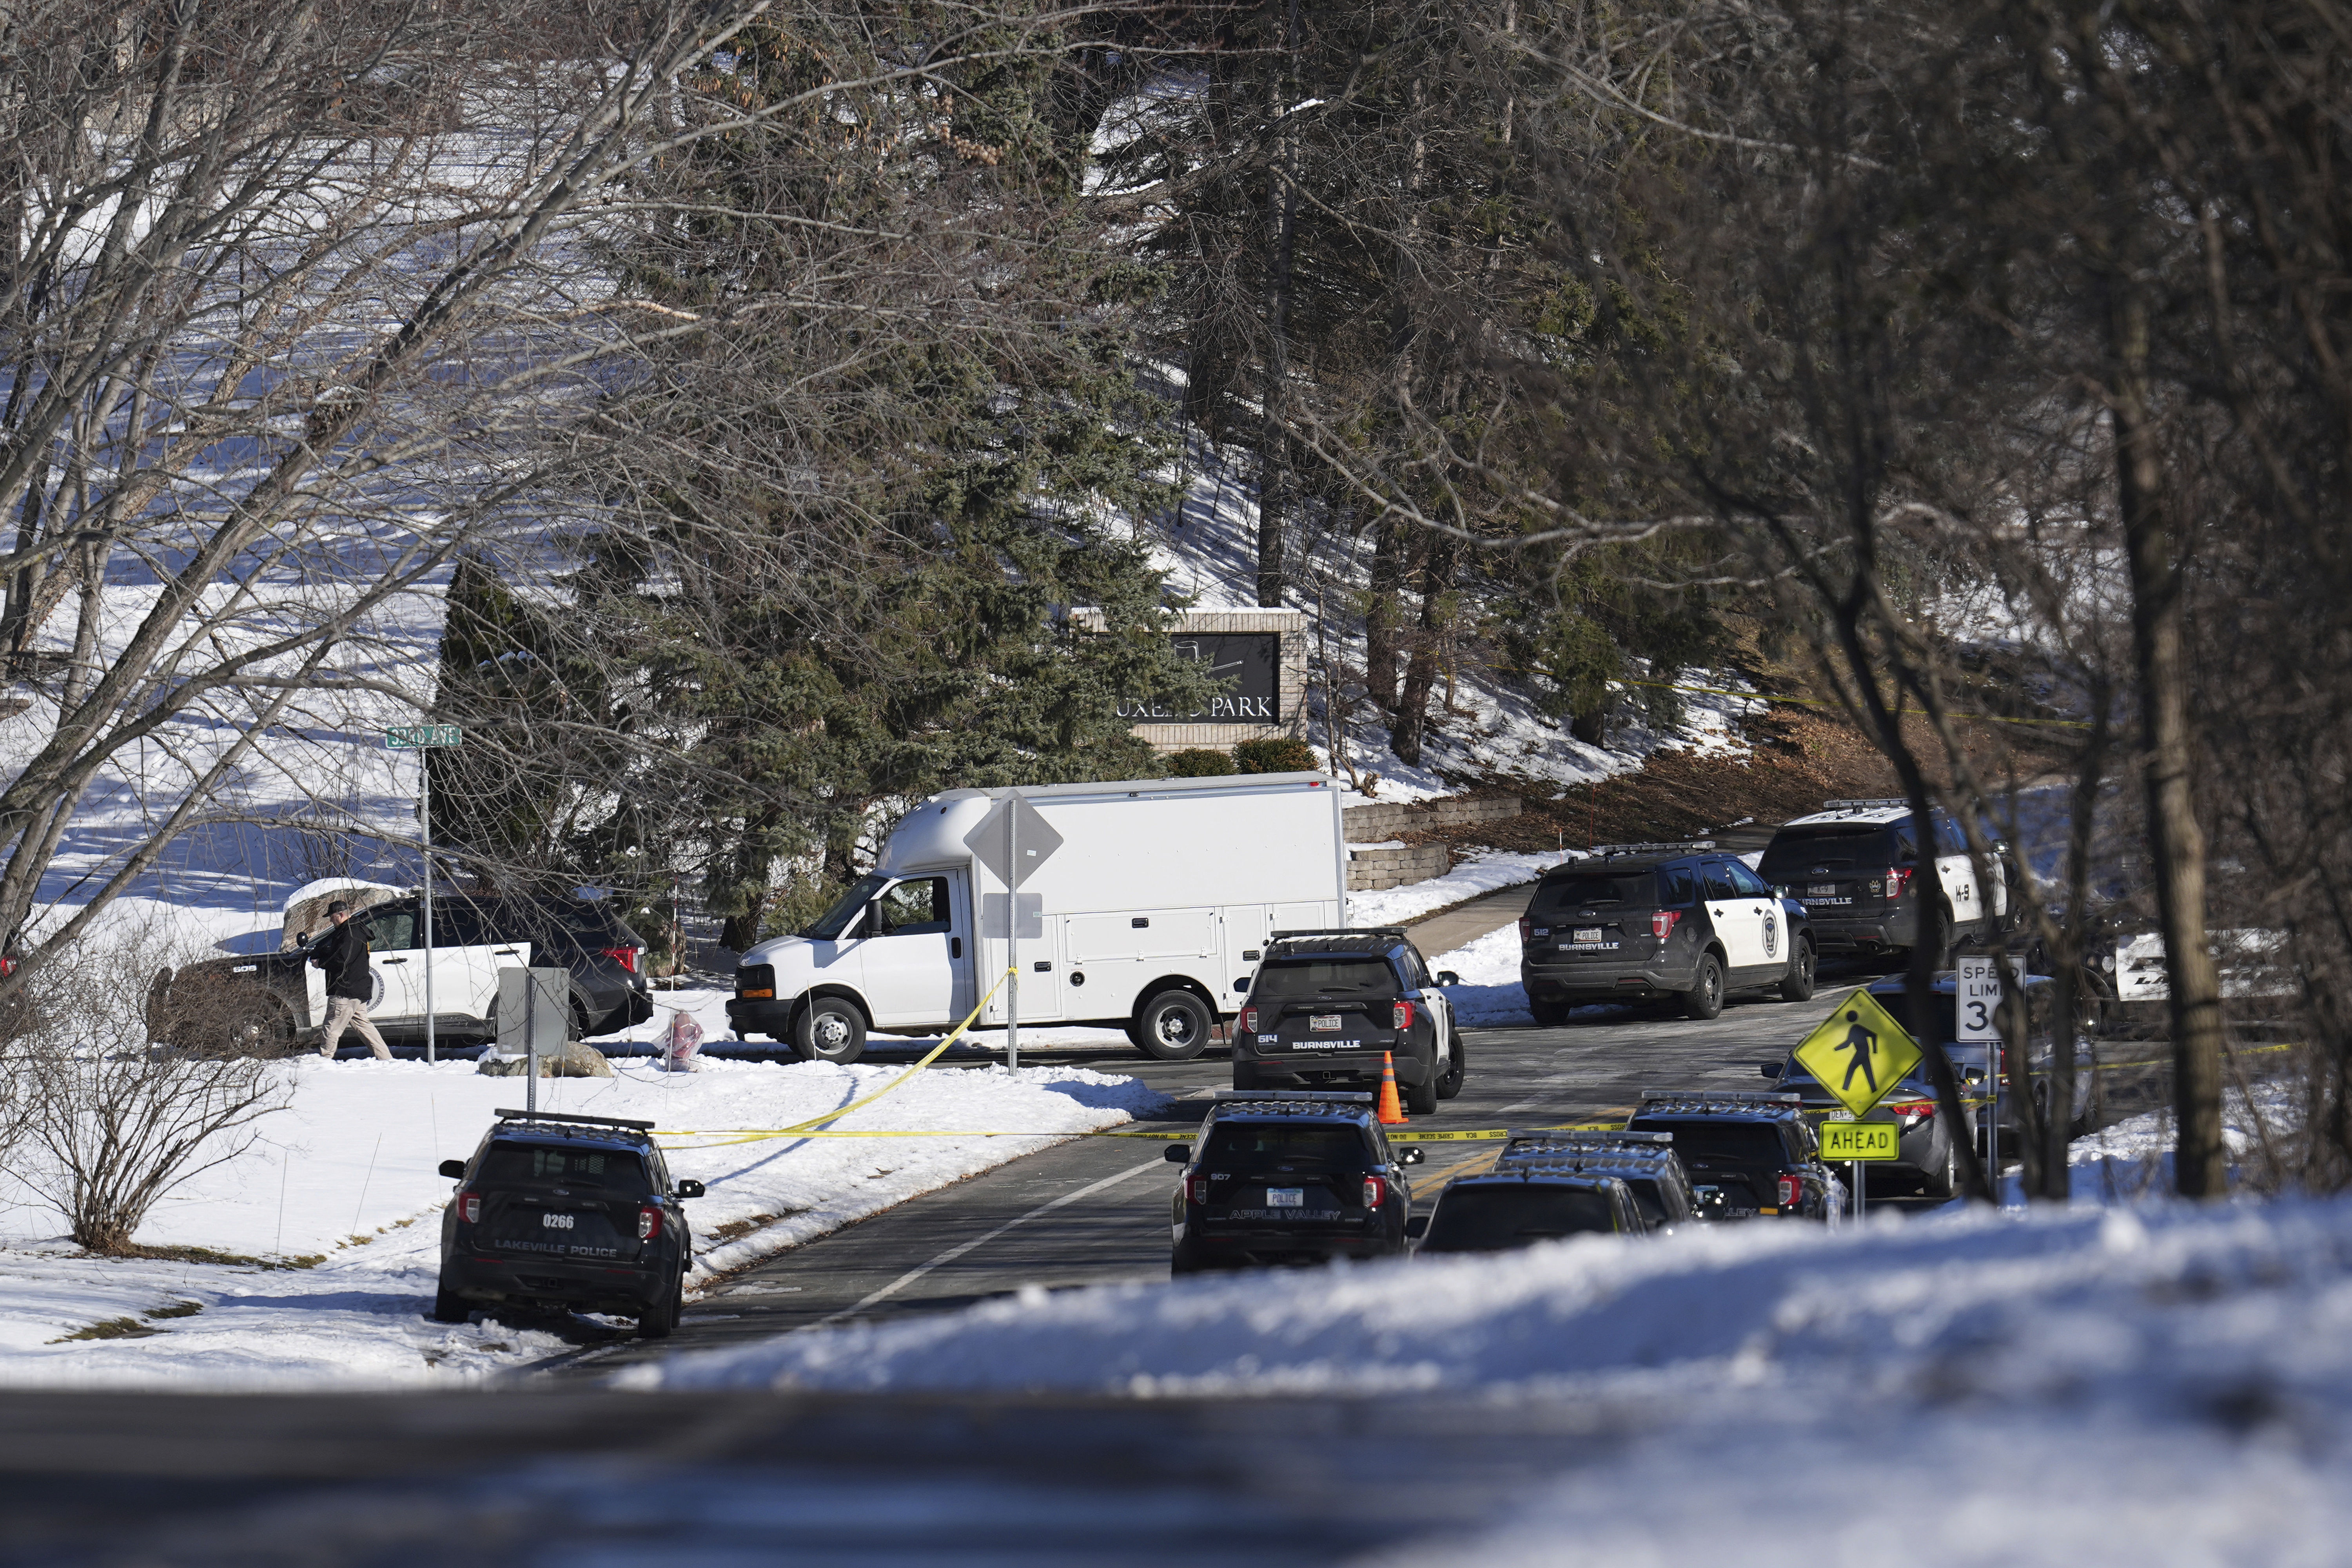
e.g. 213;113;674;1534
1240;1007;1258;1033
1651;910;1681;940
1188;1176;1210;1203
1392;1000;1415;1030
602;945;642;974
1888;1100;1936;1123
1517;916;1532;943
1362;1175;1387;1209
1776;1173;1803;1208
637;1203;662;1241
0;954;15;976
1886;867;1915;900
457;1191;481;1224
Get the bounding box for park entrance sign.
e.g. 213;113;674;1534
1791;988;1924;1118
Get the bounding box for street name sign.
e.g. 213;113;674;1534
385;724;463;748
1792;988;1925;1118
1819;1120;1901;1161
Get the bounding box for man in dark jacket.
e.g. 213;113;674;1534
310;901;391;1060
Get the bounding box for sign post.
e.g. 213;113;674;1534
496;967;569;1116
962;793;1063;1076
385;724;462;1063
1956;954;2002;1207
1791;987;1925;1223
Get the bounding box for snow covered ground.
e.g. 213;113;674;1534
0;1054;1164;1387
631;1183;2352;1564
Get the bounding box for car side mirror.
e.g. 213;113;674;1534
1436;971;1461;987
1760;1062;1782;1079
863;903;885;938
437;1159;466;1180
675;1179;705;1199
1398;1145;1426;1165
1404;1214;1429;1240
1162;1143;1189;1163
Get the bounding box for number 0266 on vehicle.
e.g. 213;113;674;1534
1820;1121;1901;1161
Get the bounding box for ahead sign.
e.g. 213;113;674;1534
1819;1120;1901;1161
1791;988;1925;1118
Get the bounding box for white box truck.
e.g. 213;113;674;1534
725;771;1348;1063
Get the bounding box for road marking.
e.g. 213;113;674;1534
812;1154;1171;1328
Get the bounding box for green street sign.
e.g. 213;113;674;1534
1820;1120;1901;1161
385;724;463;749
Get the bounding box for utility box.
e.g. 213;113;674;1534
494;967;570;1059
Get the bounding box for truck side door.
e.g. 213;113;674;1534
859;875;964;1030
363;904;426;1021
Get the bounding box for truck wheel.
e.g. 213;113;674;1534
793;996;866;1064
1405;1063;1440;1117
1682;953;1725;1020
1435;1035;1466;1100
429;1283;470;1324
1777;939;1817;1002
1133;990;1212;1061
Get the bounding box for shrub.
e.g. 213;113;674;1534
1164;748;1236;777
1233;737;1317;774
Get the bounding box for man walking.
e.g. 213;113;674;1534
310;900;391;1060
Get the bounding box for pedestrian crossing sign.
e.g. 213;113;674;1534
1792;989;1924;1118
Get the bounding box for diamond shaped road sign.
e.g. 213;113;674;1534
1791;987;1926;1118
963;794;1063;891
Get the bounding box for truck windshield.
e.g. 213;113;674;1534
1422;1185;1617;1251
802;874;891;940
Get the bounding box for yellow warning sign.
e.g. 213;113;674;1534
1819;1120;1901;1161
1792;989;1924;1118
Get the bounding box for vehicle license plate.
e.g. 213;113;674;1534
1809;884;1837;897
1310;1014;1342;1031
1573;927;1603;942
542;1212;576;1231
1266;1188;1304;1207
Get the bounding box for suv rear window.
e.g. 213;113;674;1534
1424;1185;1617;1250
1252;959;1400;1001
479;1144;653;1198
1531;873;1657;917
1759;824;1918;880
1201;1122;1372;1174
1628;1119;1789;1166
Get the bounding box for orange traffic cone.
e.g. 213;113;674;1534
1376;1051;1408;1125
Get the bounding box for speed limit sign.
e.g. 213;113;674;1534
1956;954;2001;1042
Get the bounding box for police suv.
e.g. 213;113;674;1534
1758;800;2009;962
1406;1167;1647;1254
1231;929;1463;1114
1495;1129;1701;1230
1519;842;1816;1024
1166;1091;1425;1272
1624;1091;1841;1221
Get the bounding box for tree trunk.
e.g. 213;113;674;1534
1255;0;1299;610
1390;536;1457;766
1363;519;1406;715
2109;286;2227;1199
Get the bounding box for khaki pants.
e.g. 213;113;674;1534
320;995;392;1060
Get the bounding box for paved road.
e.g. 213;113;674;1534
554;982;1857;1379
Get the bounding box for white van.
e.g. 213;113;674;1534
726;772;1348;1063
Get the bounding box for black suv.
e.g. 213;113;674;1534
1520;844;1816;1024
431;1109;702;1336
1167;1091;1426;1272
1232;929;1464;1115
1407;1168;1648;1254
1624;1091;1839;1221
1495;1130;1701;1230
149;892;655;1057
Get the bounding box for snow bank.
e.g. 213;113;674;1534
0;1053;1164;1387
1348;849;1563;927
630;1193;2352;1562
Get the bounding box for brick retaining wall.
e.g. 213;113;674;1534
1342;794;1522;843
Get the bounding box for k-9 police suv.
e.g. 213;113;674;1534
729;773;1347;1063
1519;842;1816;1023
1758;800;2009;962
